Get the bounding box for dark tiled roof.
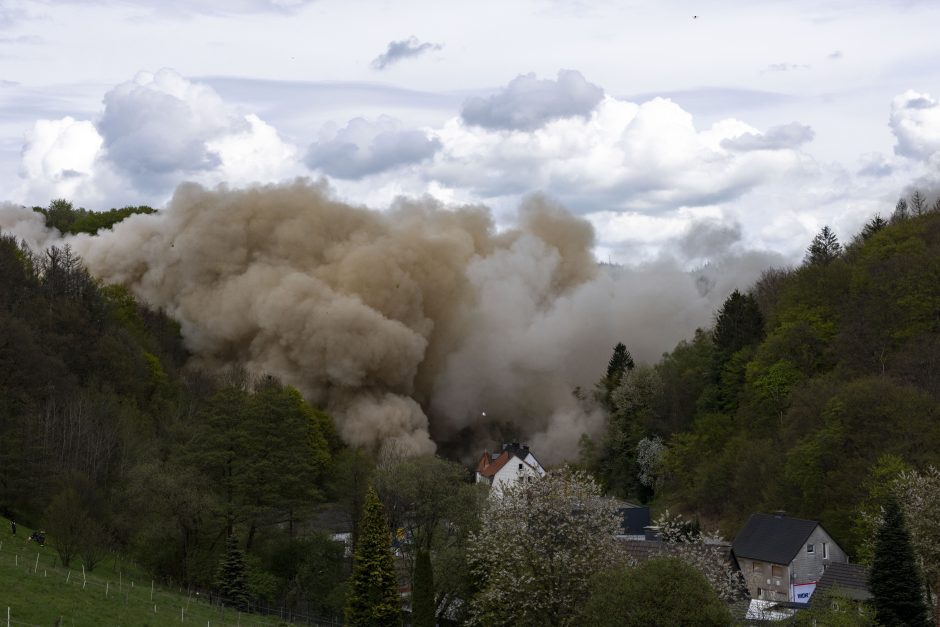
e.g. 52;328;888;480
618;538;735;564
732;513;819;565
814;563;872;602
618;506;651;535
620;539;665;563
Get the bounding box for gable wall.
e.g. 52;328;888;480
790;526;847;584
491;458;540;495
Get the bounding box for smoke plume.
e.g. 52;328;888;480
0;181;778;462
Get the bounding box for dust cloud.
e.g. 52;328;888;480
0;181;778;461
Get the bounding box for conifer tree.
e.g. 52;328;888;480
412;547;436;627
804;225;842;266
870;497;930;627
711;290;764;372
215;534;250;610
861;215;888;241
346;487;401;627
598;342;634;411
606;342;635;382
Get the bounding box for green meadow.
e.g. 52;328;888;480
0;526;317;627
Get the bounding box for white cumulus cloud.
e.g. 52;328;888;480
16;69;299;207
890;90;940;160
18;116;105;203
430;95;812;214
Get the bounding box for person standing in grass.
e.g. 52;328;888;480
10;519;15;535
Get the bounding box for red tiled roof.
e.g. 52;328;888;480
477;451;512;478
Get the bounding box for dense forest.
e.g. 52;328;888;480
582;193;940;558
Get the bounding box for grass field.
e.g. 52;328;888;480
0;524;334;627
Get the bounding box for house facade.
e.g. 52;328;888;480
475;443;545;495
732;513;848;603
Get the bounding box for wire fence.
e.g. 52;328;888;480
0;538;343;626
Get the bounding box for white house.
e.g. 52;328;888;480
474;443;546;495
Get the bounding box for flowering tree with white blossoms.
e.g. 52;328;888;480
635;435;665;489
653;510;748;603
467;469;622;627
894;467;940;627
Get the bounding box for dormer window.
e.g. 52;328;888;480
807;544;815;554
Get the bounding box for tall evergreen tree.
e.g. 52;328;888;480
606;342;635;381
804;225;842;266
712;290;764;371
215;534;250;610
598;342;634;411
861;215;888;241
412;547;436;627
870;497;930;627
346;487;401;627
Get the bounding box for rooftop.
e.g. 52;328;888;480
732;513;821;565
814;563;872;602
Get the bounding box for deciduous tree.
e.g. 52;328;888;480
580;557;732;627
468;469;621;626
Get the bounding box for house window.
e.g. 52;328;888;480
807;543;815;554
772;565;784;578
751;561;761;572
822;542;828;559
757;587;763;599
518;463;524;470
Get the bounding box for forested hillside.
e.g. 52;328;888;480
584;198;940;556
0;222;352;617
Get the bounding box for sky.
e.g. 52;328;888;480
2;0;940;265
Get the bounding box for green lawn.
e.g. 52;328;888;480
0;526;329;627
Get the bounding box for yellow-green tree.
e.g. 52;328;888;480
346;487;400;627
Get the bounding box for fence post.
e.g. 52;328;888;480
67;570;71;584
33;552;38;573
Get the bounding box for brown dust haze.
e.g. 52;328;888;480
0;180;779;461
